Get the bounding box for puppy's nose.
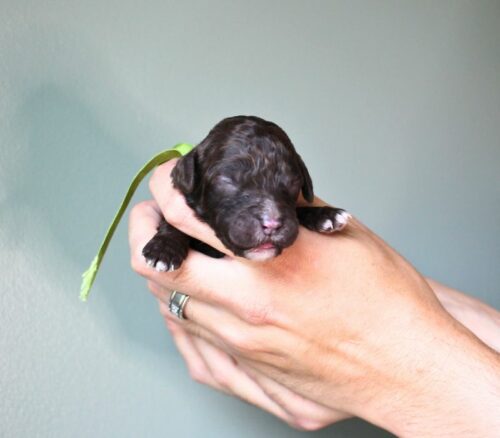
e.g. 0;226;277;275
261;216;282;234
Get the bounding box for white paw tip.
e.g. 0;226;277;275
155;261;168;272
335;211;351;228
168;264;176;272
320;218;334;232
145;258;155;267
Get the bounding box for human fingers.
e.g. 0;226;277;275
152;281;292;361
163;316;227;393
148;161;231;255
159;298;232;352
165;309;349;431
157;292;289;362
237;361;351;430
130;201;255;310
128;199;164;267
184;329;294;424
143;244;280;327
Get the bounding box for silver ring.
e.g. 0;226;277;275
169;291;190;320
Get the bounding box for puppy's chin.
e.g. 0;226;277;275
243;243;280;261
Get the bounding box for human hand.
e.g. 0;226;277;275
130;198;349;430
129;161;500;436
153;277;500;431
163;314;351;430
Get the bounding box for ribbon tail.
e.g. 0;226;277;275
80;256;99;302
79;143;193;302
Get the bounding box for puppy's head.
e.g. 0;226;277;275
171;115;313;260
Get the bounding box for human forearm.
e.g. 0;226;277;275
359;305;500;437
427;278;500;352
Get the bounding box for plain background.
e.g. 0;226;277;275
1;1;499;437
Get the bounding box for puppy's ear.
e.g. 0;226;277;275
171;150;197;194
297;154;314;203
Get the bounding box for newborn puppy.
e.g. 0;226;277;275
143;115;350;271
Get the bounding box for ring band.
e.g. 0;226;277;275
169;291;190;320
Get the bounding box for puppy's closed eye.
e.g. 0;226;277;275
212;175;238;195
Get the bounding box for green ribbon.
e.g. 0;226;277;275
80;142;194;302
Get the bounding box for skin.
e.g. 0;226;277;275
129;160;500;436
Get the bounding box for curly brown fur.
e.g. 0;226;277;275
142;116;350;271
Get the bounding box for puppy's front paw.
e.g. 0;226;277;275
297;206;352;234
142;235;188;272
318;209;352;233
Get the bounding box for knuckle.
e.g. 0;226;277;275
260;349;288;370
165;263;190;288
158;303;169;318
129;201;147;222
146;280;158;294
149;165;190;228
129;200;158;225
162;195;191;229
183;322;204;341
239;297;283;327
188;365;209;385
155;292;172;310
224;330;260;354
130;253;149;277
211;369;232;389
148;166;164;196
242;303;272;326
291;418;325;431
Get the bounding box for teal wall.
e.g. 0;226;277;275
1;1;498;437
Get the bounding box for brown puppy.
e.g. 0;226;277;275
143;115;350;271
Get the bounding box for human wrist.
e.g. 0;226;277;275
360;309;500;436
426;277;500;352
